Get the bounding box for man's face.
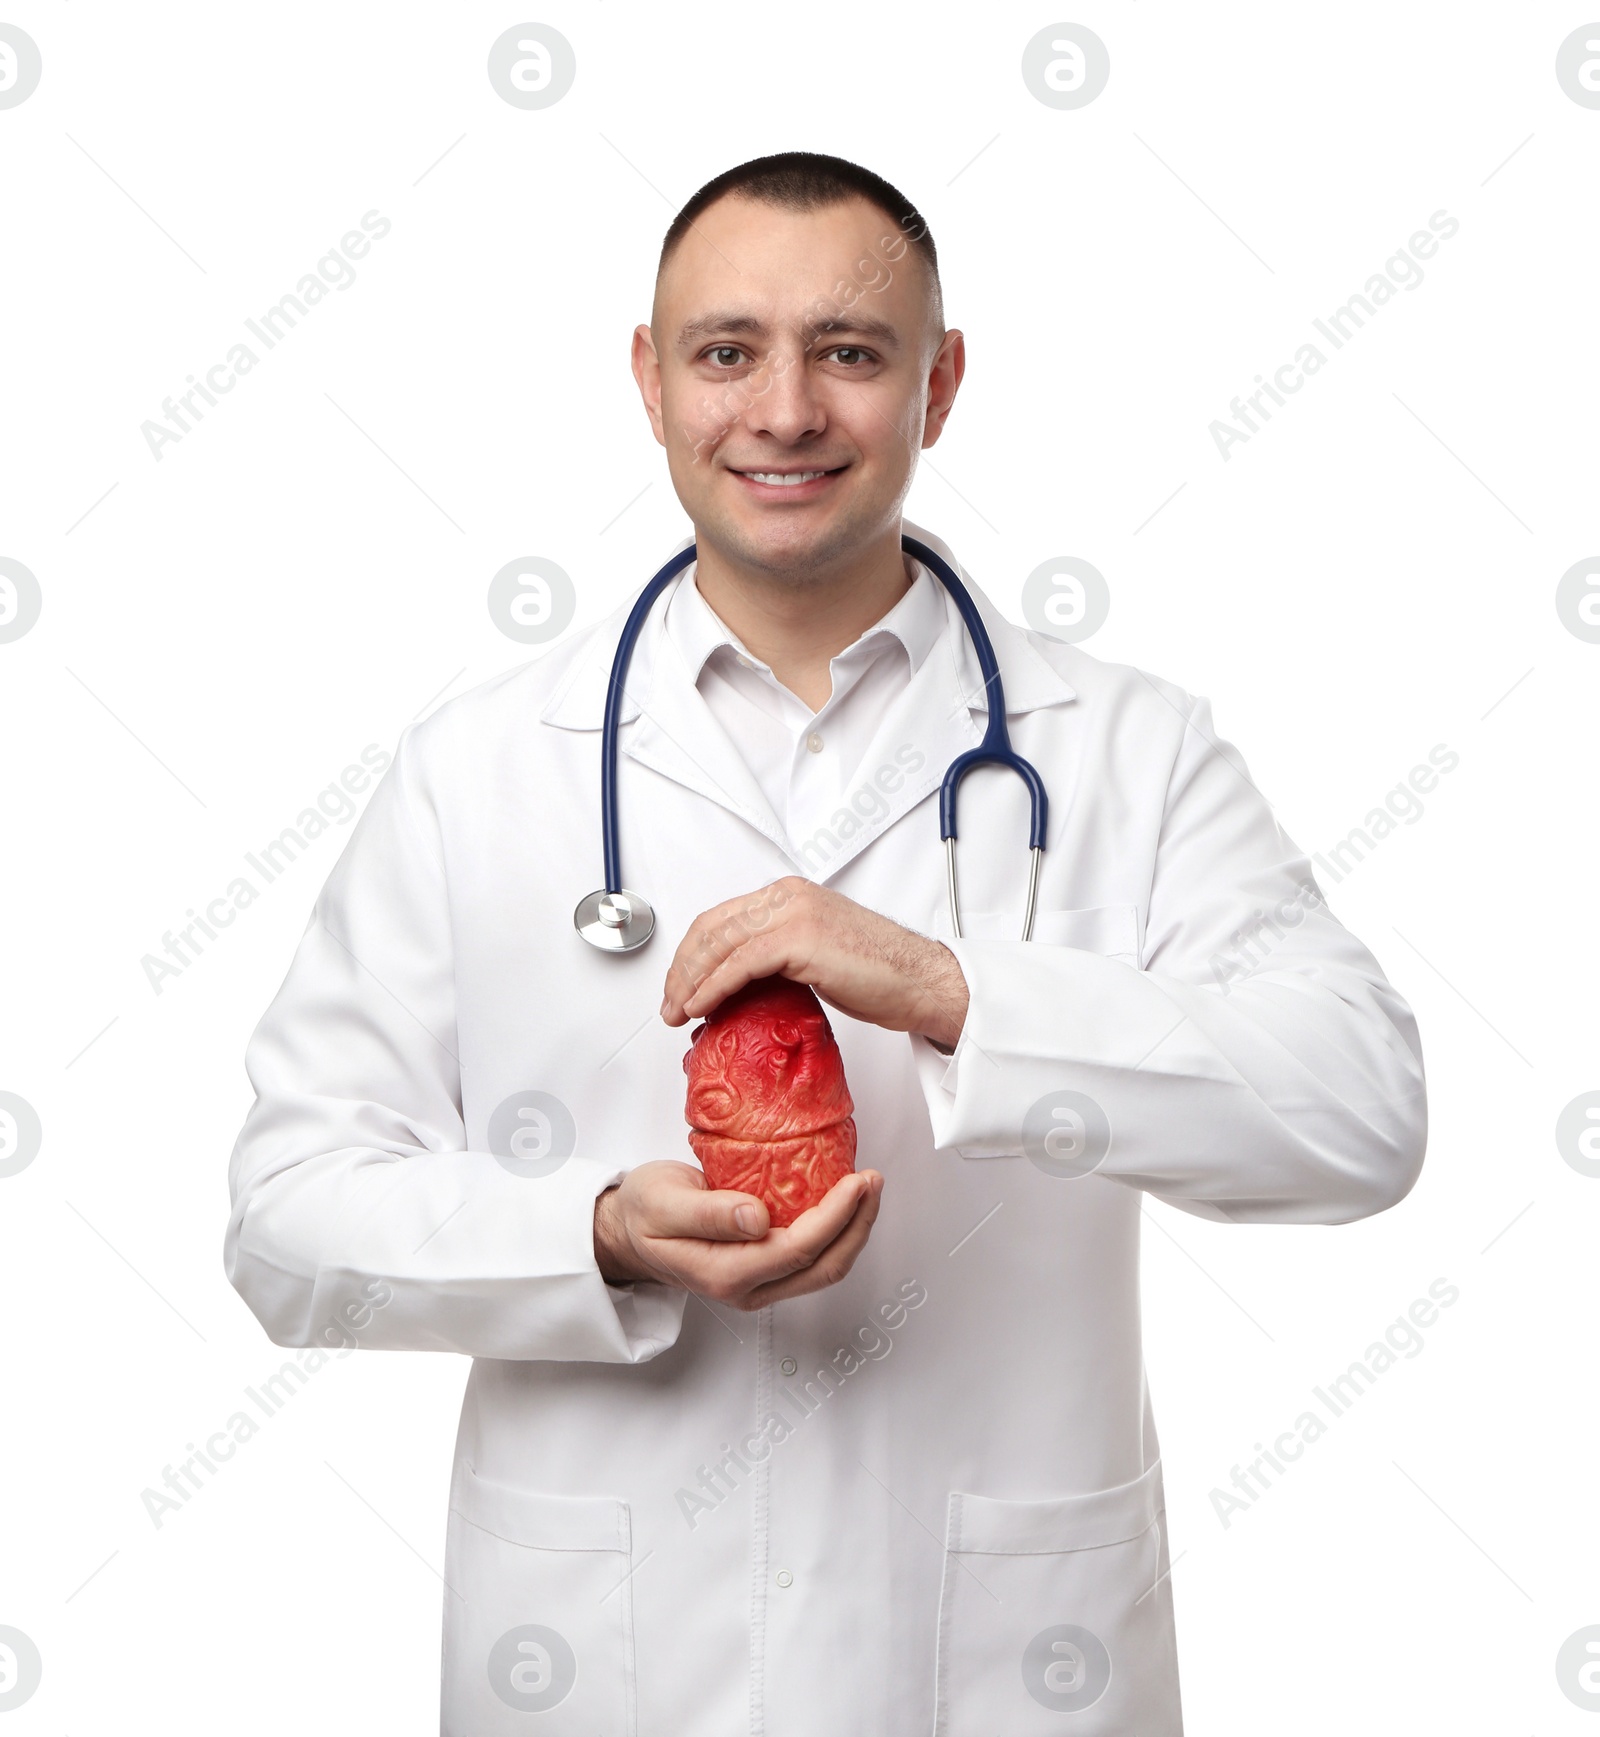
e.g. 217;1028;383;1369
634;194;963;578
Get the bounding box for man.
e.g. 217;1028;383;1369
226;152;1426;1734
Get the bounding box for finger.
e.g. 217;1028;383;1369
740;1172;884;1309
672;1171;879;1299
725;1171;882;1301
675;924;825;1024
661;895;765;1019
763;1168;876;1264
661;880;805;1023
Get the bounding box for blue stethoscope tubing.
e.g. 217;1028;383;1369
572;533;1048;952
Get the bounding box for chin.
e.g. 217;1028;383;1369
734;503;886;577
740;524;849;578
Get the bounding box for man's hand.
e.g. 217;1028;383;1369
659;877;969;1049
594;1160;885;1310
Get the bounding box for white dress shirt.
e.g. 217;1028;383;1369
659;554;948;851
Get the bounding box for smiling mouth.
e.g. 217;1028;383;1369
729;464;849;490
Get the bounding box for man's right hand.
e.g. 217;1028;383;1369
593;1161;884;1311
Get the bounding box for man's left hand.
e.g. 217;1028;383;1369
660;876;969;1050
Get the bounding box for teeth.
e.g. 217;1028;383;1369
745;470;828;486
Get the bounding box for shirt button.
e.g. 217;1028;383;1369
775;1570;793;1588
779;1356;797;1376
806;732;823;754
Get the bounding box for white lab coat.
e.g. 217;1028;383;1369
225;521;1426;1735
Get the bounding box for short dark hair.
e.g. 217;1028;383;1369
659;150;942;326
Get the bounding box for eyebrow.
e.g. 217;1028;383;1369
675;310;903;352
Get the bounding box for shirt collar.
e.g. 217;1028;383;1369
539;519;1077;731
662;552;948;691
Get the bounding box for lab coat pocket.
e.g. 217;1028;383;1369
929;901;1142;963
441;1471;636;1737
1027;902;1141;962
933;1459;1179;1736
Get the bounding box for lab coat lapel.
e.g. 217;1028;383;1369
623;631;796;860
786;619;981;882
541;576;795;861
788;570;1077;883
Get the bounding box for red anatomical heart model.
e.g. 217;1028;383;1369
682;976;857;1229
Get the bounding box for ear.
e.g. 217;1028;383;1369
921;327;966;449
632;323;668;447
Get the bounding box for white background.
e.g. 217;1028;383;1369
2;3;1596;1730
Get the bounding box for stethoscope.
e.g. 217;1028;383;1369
573;533;1048;953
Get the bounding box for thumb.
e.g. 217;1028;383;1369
680;1185;769;1242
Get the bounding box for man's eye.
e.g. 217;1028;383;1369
832;347;868;366
708;346;744;367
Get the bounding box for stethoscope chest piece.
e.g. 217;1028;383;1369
574;888;655;952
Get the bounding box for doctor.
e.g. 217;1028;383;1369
226;152;1427;1734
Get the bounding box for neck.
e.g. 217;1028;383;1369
690;523;911;712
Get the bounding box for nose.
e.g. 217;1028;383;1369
741;346;826;446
